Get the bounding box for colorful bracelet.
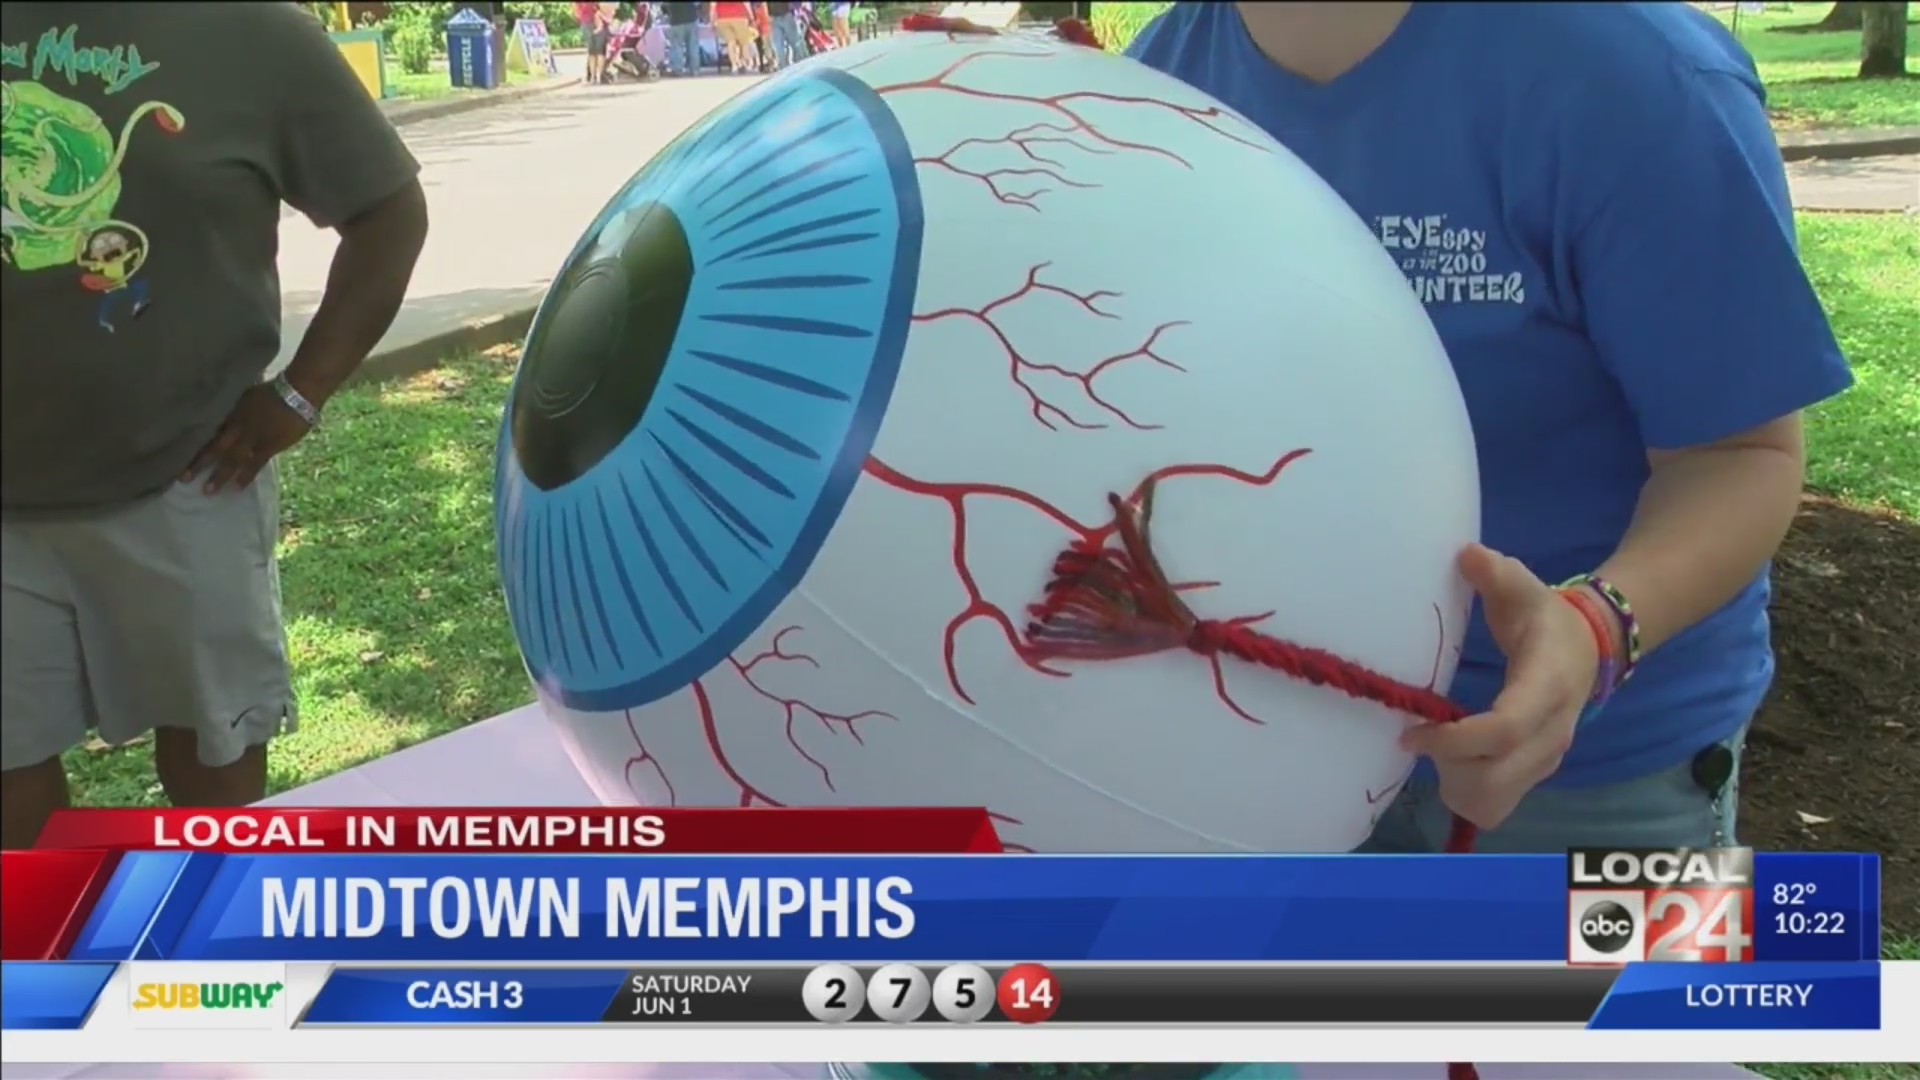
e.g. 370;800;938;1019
1556;587;1622;704
1558;572;1642;692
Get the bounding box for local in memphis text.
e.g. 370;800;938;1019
155;811;669;851
261;873;916;940
24;807;1004;855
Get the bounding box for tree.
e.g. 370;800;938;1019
1816;1;1866;30
1859;1;1911;77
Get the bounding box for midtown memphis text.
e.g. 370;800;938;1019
260;874;917;940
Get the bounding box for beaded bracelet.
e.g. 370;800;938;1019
1558;587;1622;704
1558;572;1643;694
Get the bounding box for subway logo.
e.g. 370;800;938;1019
133;981;285;1010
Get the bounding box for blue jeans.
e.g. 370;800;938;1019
96;279;150;332
666;23;698;74
1359;729;1748;853
770;16;801;67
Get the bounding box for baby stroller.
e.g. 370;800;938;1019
604;11;665;81
798;2;836;56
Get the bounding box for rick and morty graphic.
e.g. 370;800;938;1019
2;25;182;333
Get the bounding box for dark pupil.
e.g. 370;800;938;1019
511;201;693;491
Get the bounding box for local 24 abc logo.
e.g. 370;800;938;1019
1566;847;1756;965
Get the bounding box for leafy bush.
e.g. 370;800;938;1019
376;0;588;71
383;3;445;74
1090;1;1173;53
386;0;458;30
508;2;582;34
509;2;584;47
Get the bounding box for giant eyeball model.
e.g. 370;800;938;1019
494;27;1479;853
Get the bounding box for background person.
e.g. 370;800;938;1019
664;0;701;74
752;2;776;71
710;0;757;73
598;1;621;80
0;2;428;850
830;0;852;48
765;0;799;68
1128;1;1853;853
575;0;608;83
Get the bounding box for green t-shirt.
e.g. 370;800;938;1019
0;2;420;516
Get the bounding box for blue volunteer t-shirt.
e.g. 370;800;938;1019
1129;3;1853;787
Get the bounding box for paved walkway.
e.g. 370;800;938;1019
274;75;764;373
271;87;1917;374
1784;153;1919;214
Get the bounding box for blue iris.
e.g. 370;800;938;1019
494;68;924;711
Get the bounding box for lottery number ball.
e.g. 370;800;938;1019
493;30;1478;853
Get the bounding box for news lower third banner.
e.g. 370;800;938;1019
0;851;1880;965
0;961;1883;1031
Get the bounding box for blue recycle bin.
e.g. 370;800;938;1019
446;9;501;91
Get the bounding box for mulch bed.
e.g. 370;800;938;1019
1743;495;1918;941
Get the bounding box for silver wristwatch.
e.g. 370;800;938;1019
271;374;322;427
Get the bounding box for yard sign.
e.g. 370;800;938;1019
509;18;558;75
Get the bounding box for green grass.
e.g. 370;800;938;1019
63;353;531;808
385;61;544;102
1796;214;1920;517
1090;1;1173;53
1712;6;1920;129
49;208;1920;1075
54;212;1920;859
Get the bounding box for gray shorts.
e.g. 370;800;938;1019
1;467;295;772
1360;732;1747;853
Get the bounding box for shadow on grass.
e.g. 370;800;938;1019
1765;77;1920;130
1797;215;1920;517
265;353;530;796
59;352;531;808
1772;73;1920;86
1769;18;1920;35
1752;1065;1920;1080
58;218;1919;873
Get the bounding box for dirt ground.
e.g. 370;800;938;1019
894;506;1916;1080
1742;495;1918;941
895;499;1919;1080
